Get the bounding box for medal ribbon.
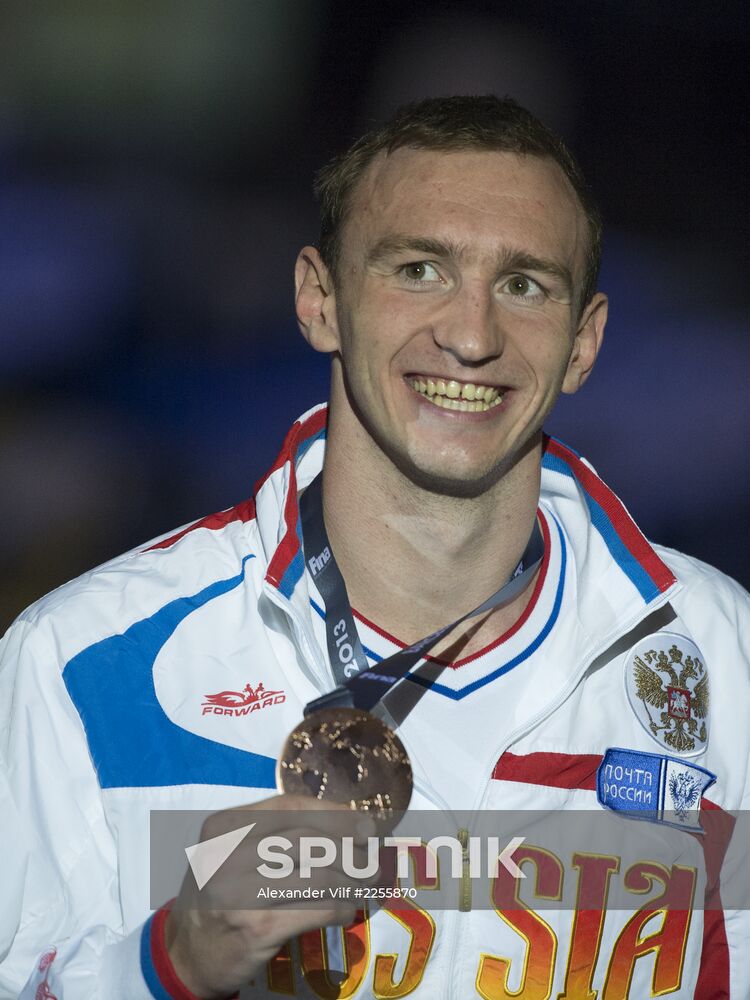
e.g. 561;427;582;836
300;473;544;716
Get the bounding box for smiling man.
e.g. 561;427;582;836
1;96;749;1000
295;133;606;651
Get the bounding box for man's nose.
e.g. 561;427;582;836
431;281;504;365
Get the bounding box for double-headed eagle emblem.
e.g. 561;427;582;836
632;643;709;753
668;770;701;821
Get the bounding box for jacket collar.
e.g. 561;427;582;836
255;404;328;599
253;407;679;640
540;434;679;642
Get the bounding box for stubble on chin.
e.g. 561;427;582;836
334;362;542;502
387;434;541;500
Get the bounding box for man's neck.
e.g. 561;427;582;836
319;426;543;657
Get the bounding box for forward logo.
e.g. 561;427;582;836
201;681;286;717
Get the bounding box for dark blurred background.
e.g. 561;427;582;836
1;0;748;629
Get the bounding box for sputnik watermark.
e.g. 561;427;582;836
184;824;526;891
153;808;735;912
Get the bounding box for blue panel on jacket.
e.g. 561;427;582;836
63;555;277;790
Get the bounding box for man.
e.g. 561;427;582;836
1;96;748;998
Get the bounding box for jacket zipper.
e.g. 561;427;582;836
457;827;472;912
262;581;330;686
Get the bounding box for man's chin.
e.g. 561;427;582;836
384;431;542;500
391;453;513;499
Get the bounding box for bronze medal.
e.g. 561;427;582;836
277;706;413;820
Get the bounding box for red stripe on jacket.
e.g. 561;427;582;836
544;437;675;593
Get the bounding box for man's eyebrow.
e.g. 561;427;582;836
366;235;574;297
366;235;463;263
500;251;574;297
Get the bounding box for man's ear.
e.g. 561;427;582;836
561;292;608;395
294;246;340;354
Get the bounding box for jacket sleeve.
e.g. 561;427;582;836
670;557;750;998
0;615;162;999
718;575;750;998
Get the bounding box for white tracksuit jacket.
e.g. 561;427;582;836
1;403;749;999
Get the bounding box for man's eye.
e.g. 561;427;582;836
401;261;440;283
505;274;542;297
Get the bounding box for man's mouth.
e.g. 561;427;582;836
407;376;505;412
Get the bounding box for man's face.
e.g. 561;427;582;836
302;147;606;495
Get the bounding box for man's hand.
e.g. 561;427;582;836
164;794;376;999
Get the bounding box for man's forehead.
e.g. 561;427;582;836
345;146;585;250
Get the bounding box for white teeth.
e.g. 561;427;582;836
409;377;504;412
